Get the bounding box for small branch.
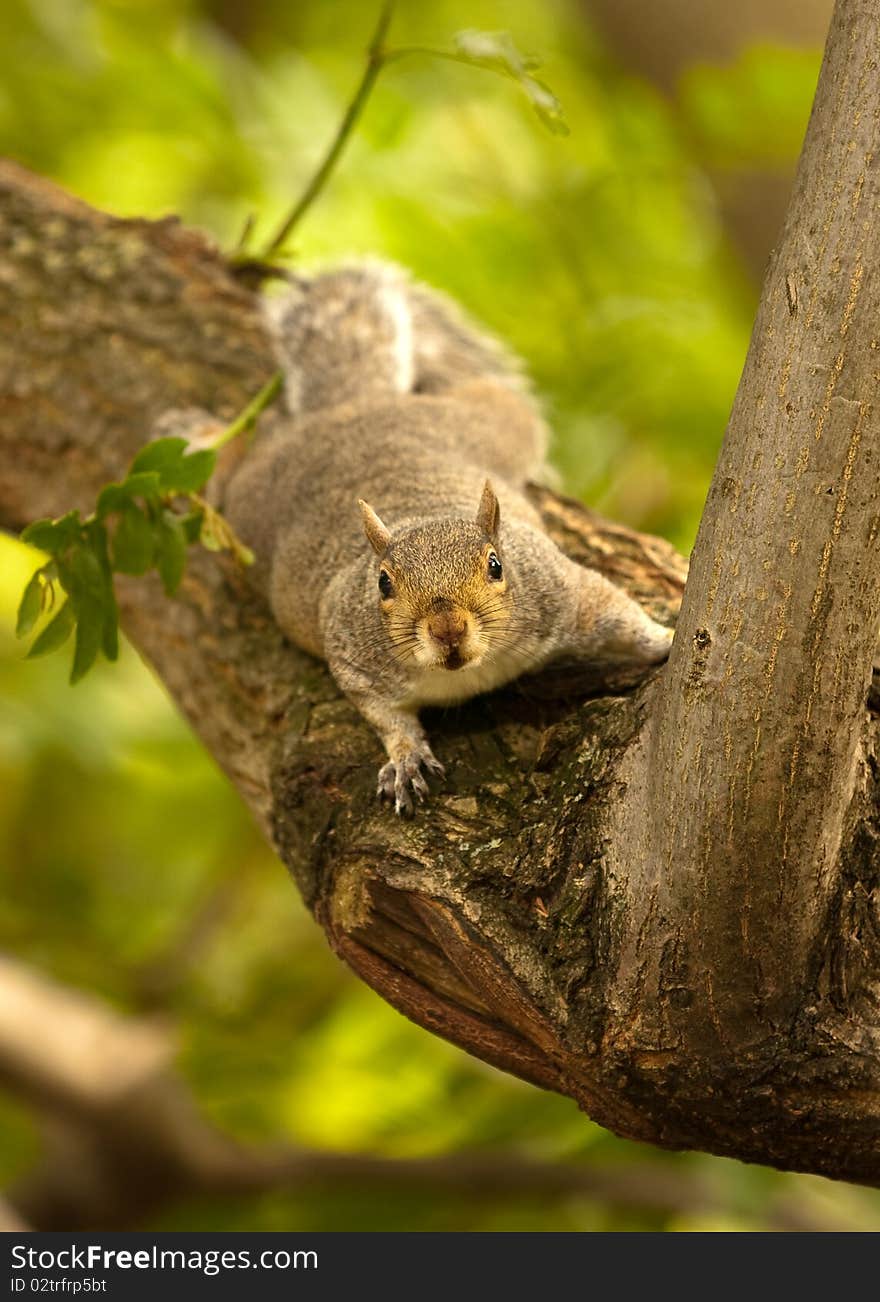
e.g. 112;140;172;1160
0;956;172;1118
383;45;485;68
257;2;395;260
186;1146;846;1233
211;371;284;450
251;5;566;264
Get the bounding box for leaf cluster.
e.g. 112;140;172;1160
17;437;252;683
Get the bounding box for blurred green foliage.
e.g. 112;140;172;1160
680;45;824;168
2;0;877;1232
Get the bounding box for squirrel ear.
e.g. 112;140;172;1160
475;479;500;539
358;499;391;556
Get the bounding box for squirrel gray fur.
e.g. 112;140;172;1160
222;263;674;814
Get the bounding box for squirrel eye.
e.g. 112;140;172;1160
378;570;394;599
487;552;503;582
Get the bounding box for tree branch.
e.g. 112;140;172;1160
1;0;879;1184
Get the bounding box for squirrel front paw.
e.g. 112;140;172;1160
644;623;675;663
377;743;446;817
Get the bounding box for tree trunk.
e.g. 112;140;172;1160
1;0;878;1185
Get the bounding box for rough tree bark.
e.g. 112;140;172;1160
1;0;878;1185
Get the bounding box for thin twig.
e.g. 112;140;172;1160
211;371;284;449
258;2;395;260
383;45;495;69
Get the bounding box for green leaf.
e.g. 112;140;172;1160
96;472;162;517
128;437;216;494
21;521;56;552
520;76;569;136
21;511;82;555
53;533;118;682
452;30;569;136
453;29;535;77
129;437;188;475
16;569;44;638
70;602;103;684
25;601;75;658
155;512;187;595
63;543;108;605
160;448;217;493
111;503;155;574
91;522;119;663
179;510;203;544
102;606;120;663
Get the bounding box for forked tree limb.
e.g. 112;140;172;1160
0;0;878;1186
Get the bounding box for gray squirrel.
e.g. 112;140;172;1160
222;264;674;814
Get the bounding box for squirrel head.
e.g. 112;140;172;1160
357;481;512;673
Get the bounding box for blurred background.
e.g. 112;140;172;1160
3;0;879;1232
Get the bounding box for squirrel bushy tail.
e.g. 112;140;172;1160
266;263;549;484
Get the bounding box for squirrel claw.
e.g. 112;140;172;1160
377;746;444;816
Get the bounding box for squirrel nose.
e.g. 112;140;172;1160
426;609;468;648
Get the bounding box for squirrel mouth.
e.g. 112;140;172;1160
443;649;466;671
